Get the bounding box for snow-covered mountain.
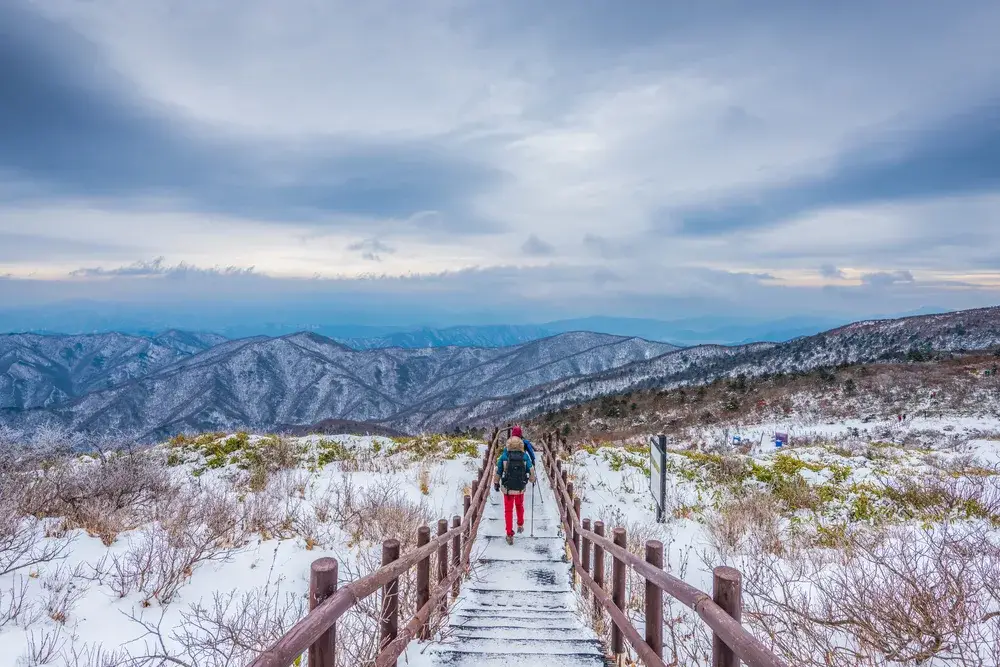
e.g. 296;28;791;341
0;330;226;410
1;331;676;439
3;307;998;440
395;306;1000;430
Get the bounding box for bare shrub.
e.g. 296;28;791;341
0;575;40;630
706;492;782;555
330;478;433;550
18;449;174;545
96;487;246;606
41;563;88;624
18;624;68;667
0;511;72;577
735;524;1000;666
61;643;129;667
125;583;307;666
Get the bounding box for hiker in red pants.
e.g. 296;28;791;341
493;432;536;544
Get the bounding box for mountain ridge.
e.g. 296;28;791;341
2;307;998;441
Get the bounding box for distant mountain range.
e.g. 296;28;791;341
0;331;677;440
2;307;996;441
4;311;921;348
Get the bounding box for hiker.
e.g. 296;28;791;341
511;425;536;466
494;432;536;544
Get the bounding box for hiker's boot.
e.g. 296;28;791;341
517;525;524;534
506;534;514;545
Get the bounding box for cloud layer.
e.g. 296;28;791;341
2;0;1000;327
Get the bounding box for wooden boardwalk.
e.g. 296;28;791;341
409;455;606;666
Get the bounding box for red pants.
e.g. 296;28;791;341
503;493;525;536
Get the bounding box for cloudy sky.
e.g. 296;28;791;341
2;0;999;329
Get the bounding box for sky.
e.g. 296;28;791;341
2;0;1000;331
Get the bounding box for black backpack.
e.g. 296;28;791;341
502;450;528;492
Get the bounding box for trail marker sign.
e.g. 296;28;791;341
649;434;667;523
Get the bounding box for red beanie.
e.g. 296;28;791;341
511;425;523;438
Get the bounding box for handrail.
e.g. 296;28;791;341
541;432;789;667
248;427;502;667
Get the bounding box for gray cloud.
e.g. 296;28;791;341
70;258;256;278
521;235;556;257
820;264;847;279
672;101;1000;236
860;270;916;287
0;1;501;233
347;239;396;262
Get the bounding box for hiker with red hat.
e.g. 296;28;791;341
493;426;537;544
510;425;536;466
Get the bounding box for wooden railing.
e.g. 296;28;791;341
540;432;789;667
248;428;503;667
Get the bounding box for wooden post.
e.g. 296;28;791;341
380;540;400;665
645;541;664;659
593;521;605;622
308;558;337;667
612;527;627;655
712;567;742;667
572;497;582;561
437;519;449;617
451;515;461;597
416;526;431;640
462;495;471;567
567;481;575;529
581;519;591;601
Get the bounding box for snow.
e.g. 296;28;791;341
0;434;485;665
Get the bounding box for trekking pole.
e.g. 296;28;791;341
531;481;535;537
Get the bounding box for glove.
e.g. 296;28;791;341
494;483;501;492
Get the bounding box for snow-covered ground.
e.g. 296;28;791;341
0;433;485;666
561;414;1000;666
5;415;1000;666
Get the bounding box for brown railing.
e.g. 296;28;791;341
540;432;790;667
248;428;503;667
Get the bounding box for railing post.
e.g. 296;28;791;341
645;540;664;660
417;526;431;640
612;527;627;656
451;515;461;597
572;497;582;581
308;558;337;667
380;540;400;666
712;567;742;667
462;495;471;568
437;519;449;618
581;519;591;601
593;521;605;623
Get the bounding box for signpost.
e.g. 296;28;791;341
649;434;667;523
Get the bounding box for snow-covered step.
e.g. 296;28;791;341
477;535;568;560
436;636;605;655
451;626;597;641
429;651;608;667
451;613;580;628
463;588;577;609
470;560;573;592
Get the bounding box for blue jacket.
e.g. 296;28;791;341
496;448;534;484
523;438;536;465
